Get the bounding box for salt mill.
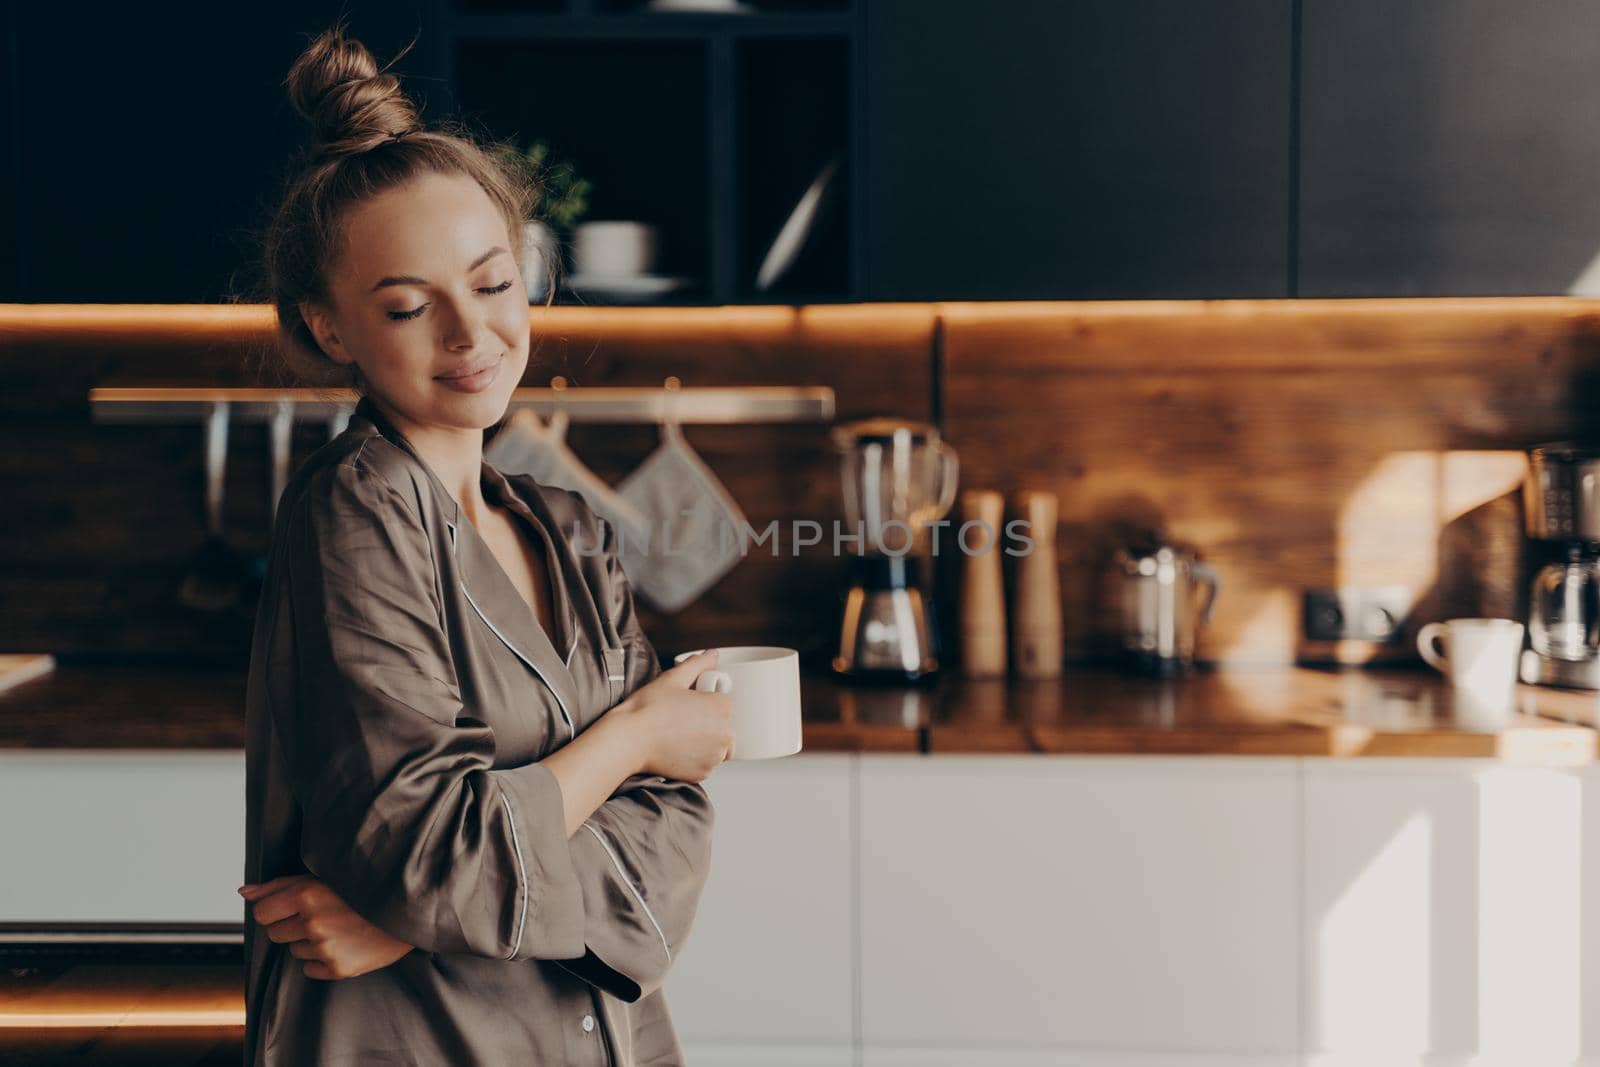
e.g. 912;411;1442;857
1010;490;1063;679
959;489;1007;678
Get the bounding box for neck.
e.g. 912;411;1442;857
367;394;492;522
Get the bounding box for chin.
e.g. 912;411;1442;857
443;391;515;429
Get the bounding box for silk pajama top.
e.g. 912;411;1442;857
242;394;714;1066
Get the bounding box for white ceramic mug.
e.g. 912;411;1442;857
1416;617;1526;730
571;221;658;278
674;646;803;760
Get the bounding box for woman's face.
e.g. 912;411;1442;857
301;170;531;437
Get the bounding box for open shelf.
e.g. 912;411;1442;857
448;11;852;38
437;0;859;304
451;38;713;302
737;36;851;301
600;0;849;11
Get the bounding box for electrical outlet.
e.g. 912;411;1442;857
1303;587;1413;643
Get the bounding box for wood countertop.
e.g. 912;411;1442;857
4;661;1600;763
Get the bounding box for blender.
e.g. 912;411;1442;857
1520;442;1600;689
831;418;959;682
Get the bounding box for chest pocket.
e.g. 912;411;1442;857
602;646;627;708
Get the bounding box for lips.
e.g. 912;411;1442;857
435;354;502;380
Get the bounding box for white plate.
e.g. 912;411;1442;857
755;156;840;292
566;273;694;298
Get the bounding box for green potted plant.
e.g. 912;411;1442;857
502;139;591;302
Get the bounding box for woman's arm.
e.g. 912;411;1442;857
543;701;647;838
246;650;730;982
550;511;727;1003
543;648;728;838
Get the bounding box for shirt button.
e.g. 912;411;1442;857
581;1014;595;1033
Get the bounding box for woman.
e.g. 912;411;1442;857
239;27;736;1066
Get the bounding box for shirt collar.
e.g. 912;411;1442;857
350;394;585;714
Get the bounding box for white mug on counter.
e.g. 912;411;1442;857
1416;617;1526;730
675;645;804;760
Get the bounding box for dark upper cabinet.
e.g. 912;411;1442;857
7;5;429;304
864;0;1293;301
1300;0;1600;297
16;2;1600;303
1;8;18;301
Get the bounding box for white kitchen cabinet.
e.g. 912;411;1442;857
668;753;855;1067
857;754;1299;1062
861;1052;1293;1067
1302;758;1599;1066
0;749;245;925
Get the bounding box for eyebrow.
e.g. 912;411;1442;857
369;246;510;292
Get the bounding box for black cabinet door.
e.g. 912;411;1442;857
1300;0;1600;296
10;5;428;303
865;0;1292;300
0;8;18;301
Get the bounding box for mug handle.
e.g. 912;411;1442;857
1416;622;1450;673
693;670;734;694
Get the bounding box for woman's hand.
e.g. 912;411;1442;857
239;875;415;980
620;648;737;782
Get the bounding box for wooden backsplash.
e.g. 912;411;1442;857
4;298;1599;670
941;298;1600;665
0;304;933;668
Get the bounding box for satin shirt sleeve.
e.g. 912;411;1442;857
559;512;717;1003
279;457;587;963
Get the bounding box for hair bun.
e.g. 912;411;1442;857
286;27;420;157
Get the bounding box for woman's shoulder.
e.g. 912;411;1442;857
282;434;432;532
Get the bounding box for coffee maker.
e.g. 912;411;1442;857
831;418;959;682
1520;443;1600;689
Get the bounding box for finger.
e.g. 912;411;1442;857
288;939;323;961
239;874;305;900
249;884;309;927
660;649;719;687
264;915;312;944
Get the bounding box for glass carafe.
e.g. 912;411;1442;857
832;418;959;555
1528;545;1600;661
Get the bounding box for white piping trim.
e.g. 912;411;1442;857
498;791;530;960
582;822;671;964
460;580;575;742
565;630;578;668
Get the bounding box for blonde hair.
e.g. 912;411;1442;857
261;24;548;392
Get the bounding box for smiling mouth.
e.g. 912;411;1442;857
435;354;502;380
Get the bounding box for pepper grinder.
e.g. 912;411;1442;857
1011;490;1063;679
959;489;1008;678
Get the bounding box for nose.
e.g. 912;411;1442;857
438;294;491;353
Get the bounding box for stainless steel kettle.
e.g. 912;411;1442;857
1111;539;1221;677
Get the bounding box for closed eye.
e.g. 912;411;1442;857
387;280;516;322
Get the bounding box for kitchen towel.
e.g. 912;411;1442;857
485;408;651;549
614;419;749;614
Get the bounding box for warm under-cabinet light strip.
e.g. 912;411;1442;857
87;383;836;425
0;1008;246;1028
